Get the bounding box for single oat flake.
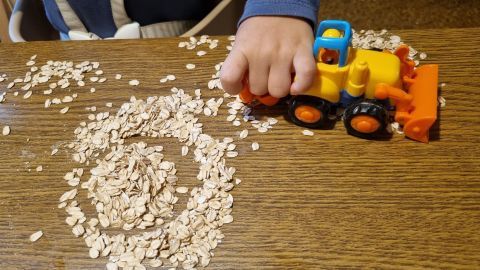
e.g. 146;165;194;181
302;130;314;136
60;107;70;114
2;126;10;136
251;142;259;151
129;79;140;86
29;231;43;242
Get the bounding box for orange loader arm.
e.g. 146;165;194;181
239;79;280;107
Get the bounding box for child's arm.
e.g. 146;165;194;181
221;0;320;98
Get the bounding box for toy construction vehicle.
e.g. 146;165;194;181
240;20;439;143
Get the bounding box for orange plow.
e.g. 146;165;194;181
391;45;439;142
374;64;439;143
402;64;439;143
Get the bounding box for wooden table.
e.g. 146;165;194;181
0;28;479;270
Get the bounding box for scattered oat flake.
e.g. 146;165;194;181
195;88;201;97
106;102;112;108
226;115;236;122
90;87;96;93
89;248;100;259
176;186;188;194
115;74;122;80
60;107;70;114
166;75;176;81
106;263;118;270
23;91;32;99
227;151;238;158
62;96;73;103
51;148;58;156
197;50;206;56
302;130;314;136
7;82;14;89
29;231;43;242
186;64;196;70
239;129;248;139
129;79;139;86
181;145;189;156
2;126;10;136
251;142;259;151
59;189;77;202
258;127;268;133
44;99;51;108
223;215;233;224
36;165;43;172
438;96;446;108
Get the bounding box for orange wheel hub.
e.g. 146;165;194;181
294;105;322;124
350;115;380;133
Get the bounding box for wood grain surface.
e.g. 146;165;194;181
0;28;479;270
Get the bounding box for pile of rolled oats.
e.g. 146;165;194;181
61;88;239;269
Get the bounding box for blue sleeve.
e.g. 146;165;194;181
239;0;320;28
43;0;71;35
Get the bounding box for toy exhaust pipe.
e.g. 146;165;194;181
402;64;439;143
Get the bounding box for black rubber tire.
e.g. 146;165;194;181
343;99;389;139
288;95;331;129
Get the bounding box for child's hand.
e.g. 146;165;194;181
220;16;317;98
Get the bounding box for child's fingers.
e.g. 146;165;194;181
268;62;292;98
248;62;269;96
290;47;317;94
220;49;249;94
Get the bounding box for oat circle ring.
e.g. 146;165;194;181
66;90;236;268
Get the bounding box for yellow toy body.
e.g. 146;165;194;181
303;48;403;103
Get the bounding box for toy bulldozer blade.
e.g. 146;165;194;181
402;64;439;143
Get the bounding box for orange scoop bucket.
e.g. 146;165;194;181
402;64;439;143
374;64;438;143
